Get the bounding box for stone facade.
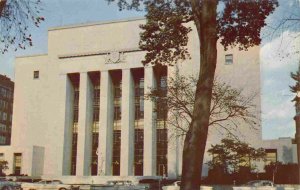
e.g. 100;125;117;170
0;18;271;182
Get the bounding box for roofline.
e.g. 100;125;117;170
49;17;145;31
16;53;48;59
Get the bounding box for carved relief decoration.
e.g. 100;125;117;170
105;51;126;64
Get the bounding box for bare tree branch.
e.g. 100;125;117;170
145;73;259;140
0;0;44;53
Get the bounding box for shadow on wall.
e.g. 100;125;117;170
282;146;293;163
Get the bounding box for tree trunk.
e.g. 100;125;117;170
181;1;218;190
0;0;7;16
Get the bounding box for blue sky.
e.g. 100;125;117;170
0;0;299;140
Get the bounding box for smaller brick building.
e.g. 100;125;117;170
0;74;14;145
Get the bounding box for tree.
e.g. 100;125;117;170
107;0;278;189
0;0;44;54
0;160;8;176
205;138;265;184
207;138;266;175
145;72;258;138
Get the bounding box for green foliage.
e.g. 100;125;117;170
0;0;44;53
218;0;278;50
207;138;266;174
139;0;192;66
290;63;300;100
106;1;277;188
106;0;278;65
0;160;8;175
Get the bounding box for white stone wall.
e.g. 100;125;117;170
6;18;262;180
263;137;297;164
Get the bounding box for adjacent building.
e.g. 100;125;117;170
0;18;295;183
0;75;13;145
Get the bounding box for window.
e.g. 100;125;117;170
0;88;6;98
225;54;233;65
0;136;5;144
135;77;144;120
134;129;144;175
33;71;39;79
14;153;22;175
112;130;121;176
2;113;7;121
114;106;121;120
157;128;168;176
265;149;277;164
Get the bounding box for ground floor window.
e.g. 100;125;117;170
134;129;144;176
71;133;78;175
157;128;167;177
91;133;99;176
13;153;22;175
112;130;121;176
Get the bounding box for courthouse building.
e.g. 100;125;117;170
0;18;291;183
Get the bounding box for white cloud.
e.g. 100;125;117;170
263;99;294;121
260;31;300;71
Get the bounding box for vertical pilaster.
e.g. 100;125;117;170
76;72;93;176
62;75;74;175
5;151;13;175
167;66;178;178
167;130;178;179
120;69;135;176
98;71;114;175
143;67;156;176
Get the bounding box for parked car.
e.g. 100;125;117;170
21;180;79;190
104;180;149;190
138;179;160;190
245;180;275;187
233;180;276;190
162;181;212;190
0;178;21;190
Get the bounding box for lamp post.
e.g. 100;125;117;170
293;93;300;184
291;63;300;184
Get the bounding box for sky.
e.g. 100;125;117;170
0;0;300;140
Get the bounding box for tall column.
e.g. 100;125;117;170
76;72;93;176
120;69;135;176
62;75;74;175
167;66;178;179
167;130;178;179
143;67;157;176
98;71;114;175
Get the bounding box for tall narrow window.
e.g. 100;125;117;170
155;67;168;177
111;70;122;176
68;73;80;176
133;68;144;176
89;72;100;176
71;87;79;175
